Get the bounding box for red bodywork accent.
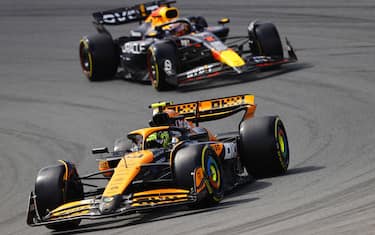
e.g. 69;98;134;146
211;50;221;61
256;59;289;67
179;72;221;84
204;36;216;42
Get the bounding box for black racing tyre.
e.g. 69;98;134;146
249;22;283;58
79;34;118;81
34;161;84;230
147;41;178;91
173;144;223;207
239;116;289;178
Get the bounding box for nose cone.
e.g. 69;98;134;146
99;195;122;214
214;49;245;68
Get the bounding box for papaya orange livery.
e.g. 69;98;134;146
27;93;290;231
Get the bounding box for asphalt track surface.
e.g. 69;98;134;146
1;0;375;234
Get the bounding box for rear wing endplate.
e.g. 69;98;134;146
93;0;176;25
152;94;256;124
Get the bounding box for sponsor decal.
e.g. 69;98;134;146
186;64;215;78
180;39;190;47
121;41;147;54
223;143;237;160
169;103;197;114
253;56;272;63
164;59;173;75
102;5;159;24
103;10;137;23
210;95;246;109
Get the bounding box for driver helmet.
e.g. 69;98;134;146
146;130;171;148
164;21;189;36
147;6;179;26
130;135;142;152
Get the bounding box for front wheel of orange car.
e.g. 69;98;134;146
34;161;84;230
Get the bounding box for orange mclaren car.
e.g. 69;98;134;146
27;94;289;230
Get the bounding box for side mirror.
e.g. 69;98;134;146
92;147;109;154
218;18;230;25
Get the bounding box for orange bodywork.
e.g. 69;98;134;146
50;199;93;219
100;95;256;197
163;94;256;122
131;188;190;207
210;143;224;157
28;94;260;225
102;150;154;197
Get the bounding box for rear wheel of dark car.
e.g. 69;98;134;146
173;144;223;207
248;22;283;59
147;41;178;91
34;161;84;230
239;116;289;178
79;34;118;81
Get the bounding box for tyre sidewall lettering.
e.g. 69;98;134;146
275;118;289;170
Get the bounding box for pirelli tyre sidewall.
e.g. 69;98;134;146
248;21;283;59
79;34;118;81
147;41;178;91
239;116;289;178
34;160;83;230
172;144;223;206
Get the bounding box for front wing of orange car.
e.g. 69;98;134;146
26;188;196;227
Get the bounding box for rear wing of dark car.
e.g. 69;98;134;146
92;0;175;25
151;94;257;124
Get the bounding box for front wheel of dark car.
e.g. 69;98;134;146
248;22;284;59
147;41;179;91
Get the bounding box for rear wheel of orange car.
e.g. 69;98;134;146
34;161;84;230
200;145;223;205
239;116;289;178
173;144;223;207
